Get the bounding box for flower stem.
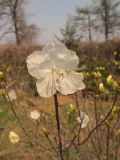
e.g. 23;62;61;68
4;94;30;139
54;94;64;160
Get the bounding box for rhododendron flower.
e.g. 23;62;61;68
9;131;20;144
27;41;85;97
30;110;40;120
76;111;89;128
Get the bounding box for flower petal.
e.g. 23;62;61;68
56;71;85;95
56;49;79;70
77;73;86;90
30;110;40;120
42;41;66;53
36;71;57;97
76;111;89;128
42;41;79;70
27;51;52;78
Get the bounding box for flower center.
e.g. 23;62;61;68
51;65;64;80
51;66;70;82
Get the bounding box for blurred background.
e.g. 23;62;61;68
0;1;120;160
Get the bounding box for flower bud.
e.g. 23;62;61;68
99;83;105;92
9;131;20;144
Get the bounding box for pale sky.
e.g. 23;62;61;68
26;0;92;43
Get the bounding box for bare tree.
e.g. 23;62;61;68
74;7;96;42
7;0;20;44
0;0;11;40
0;0;39;44
18;23;39;44
94;0;120;40
56;17;80;49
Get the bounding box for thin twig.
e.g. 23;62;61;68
45;135;60;157
64;91;118;149
75;92;83;143
77;92;118;146
93;96;102;154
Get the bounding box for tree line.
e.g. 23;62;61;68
1;0;120;45
59;0;120;46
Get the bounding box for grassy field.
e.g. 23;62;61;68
0;42;120;160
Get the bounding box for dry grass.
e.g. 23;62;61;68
0;42;120;159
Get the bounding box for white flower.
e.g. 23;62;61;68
7;90;17;101
27;41;85;97
114;51;117;55
30;110;40;120
9;131;20;144
76;111;89;128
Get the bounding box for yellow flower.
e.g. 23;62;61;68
96;67;105;71
93;71;102;78
100;115;104;120
0;89;6;95
0;82;5;86
67;111;70;115
114;129;120;135
106;75;113;85
6;66;12;73
99;83;105;92
70;104;75;110
113;81;119;89
68;104;76;112
9;131;20;144
42;127;50;136
95;94;99;98
83;71;90;77
106;75;119;89
113;60;118;65
100;67;105;70
0;71;4;78
111;106;120;116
